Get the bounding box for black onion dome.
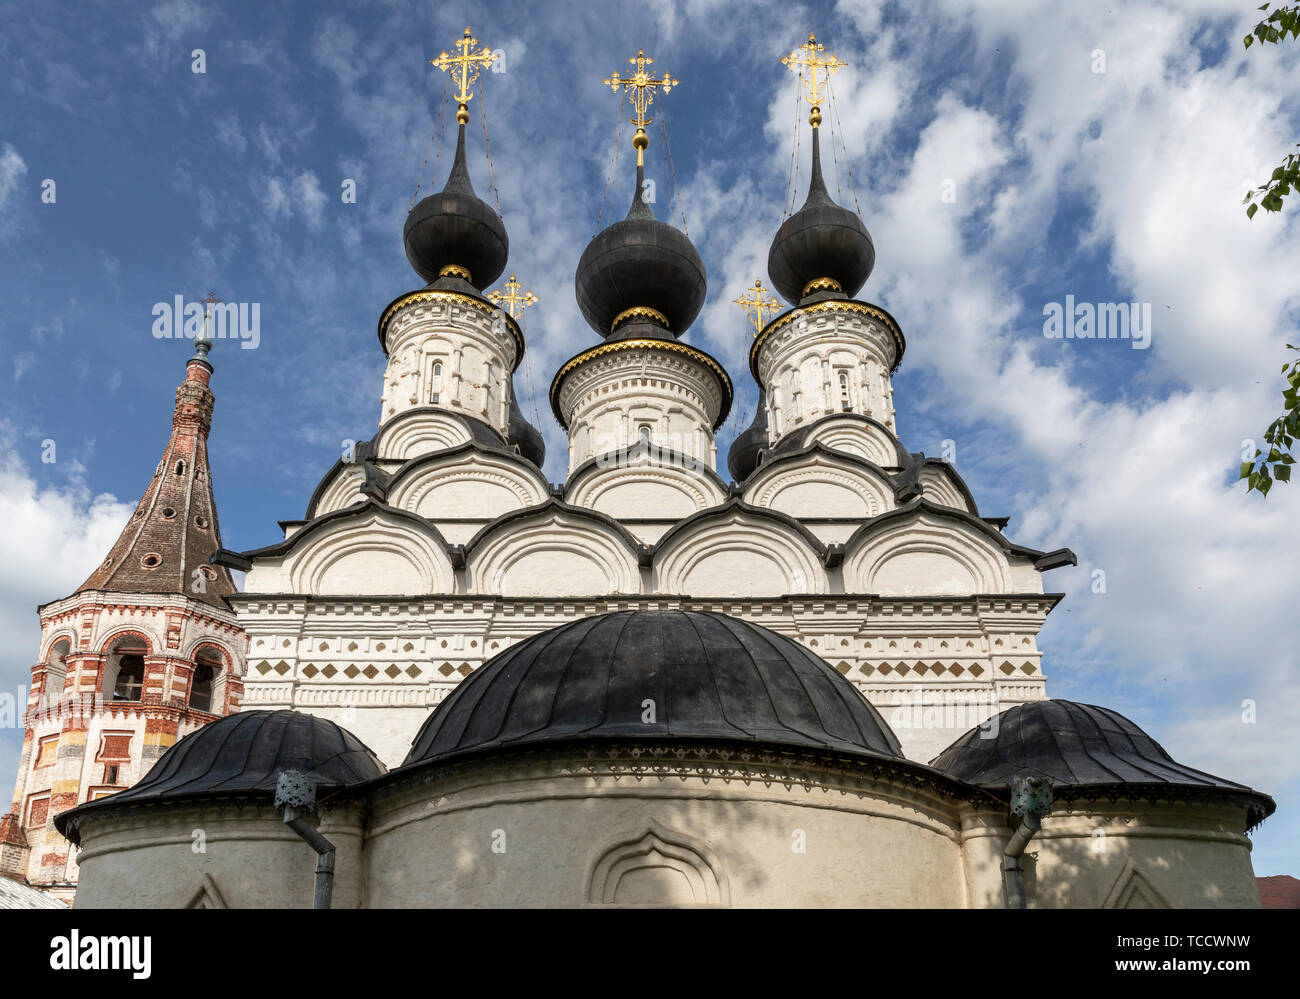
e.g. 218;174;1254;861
506;377;545;468
767;124;874;307
575;165;706;338
55;710;386;843
727;387;769;481
403;123;508;290
404;609;903;765
930;700;1276;823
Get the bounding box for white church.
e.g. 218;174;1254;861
11;31;1274;908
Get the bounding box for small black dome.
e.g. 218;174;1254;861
404;610;902;765
575;166;706;338
78;711;382;807
767;126;874;306
931;700;1274;813
403;123;508;290
727;388;769;481
506;378;546;468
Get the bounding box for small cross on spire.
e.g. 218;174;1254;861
431;26;497;125
781;33;846;127
732;278;782;335
488;274;539;320
604;48;679;167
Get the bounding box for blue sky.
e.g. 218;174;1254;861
1;0;1298;875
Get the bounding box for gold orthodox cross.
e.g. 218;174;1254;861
781;33;846;127
487;274;539;320
732;278;782;334
431;26;496;124
604;49;678;166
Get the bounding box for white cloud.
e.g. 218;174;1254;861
814;0;1300;866
143;0;206;61
263;176;292;221
12;353;34;382
212;110;247;157
0;425;135;780
0;143;27;239
294;171;327;231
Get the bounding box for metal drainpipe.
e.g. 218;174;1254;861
275;769;335;910
1003;776;1053;909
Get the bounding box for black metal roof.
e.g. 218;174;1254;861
403;122;508;290
574;163;706;338
403;609;904;766
767;124;875;307
505;377;546;468
727;388;769;481
930;699;1275;824
56;711;385;842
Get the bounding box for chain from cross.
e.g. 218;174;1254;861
732;278;782;335
431;26;496;123
488;274;538;320
604;49;678;165
781;33;846;119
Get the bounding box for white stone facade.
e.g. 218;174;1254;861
554;340;728;473
235;294;1072;769
755;302;903;437
378;290;522;431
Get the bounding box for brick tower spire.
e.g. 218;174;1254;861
1;326;247;901
75;334;236;607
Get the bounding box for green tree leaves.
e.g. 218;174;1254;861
1243;4;1300;219
1241;345;1300;494
1239;6;1299;494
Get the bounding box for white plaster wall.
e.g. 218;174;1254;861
379;293;518;433
386;453;547;520
71;805;367;908
245;511;455;596
568;460;726;526
467;511;641;597
796;416;902;467
654;515;825;597
67;776;1265;908
373;410;474;463
757;307;900;441
557;347;723;475
844;513;1039;596
743;454;893;520
960;804;1263;909
919;465;974;512
364;762;966;908
311;466;365;517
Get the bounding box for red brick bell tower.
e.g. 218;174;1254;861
0;331;248;902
